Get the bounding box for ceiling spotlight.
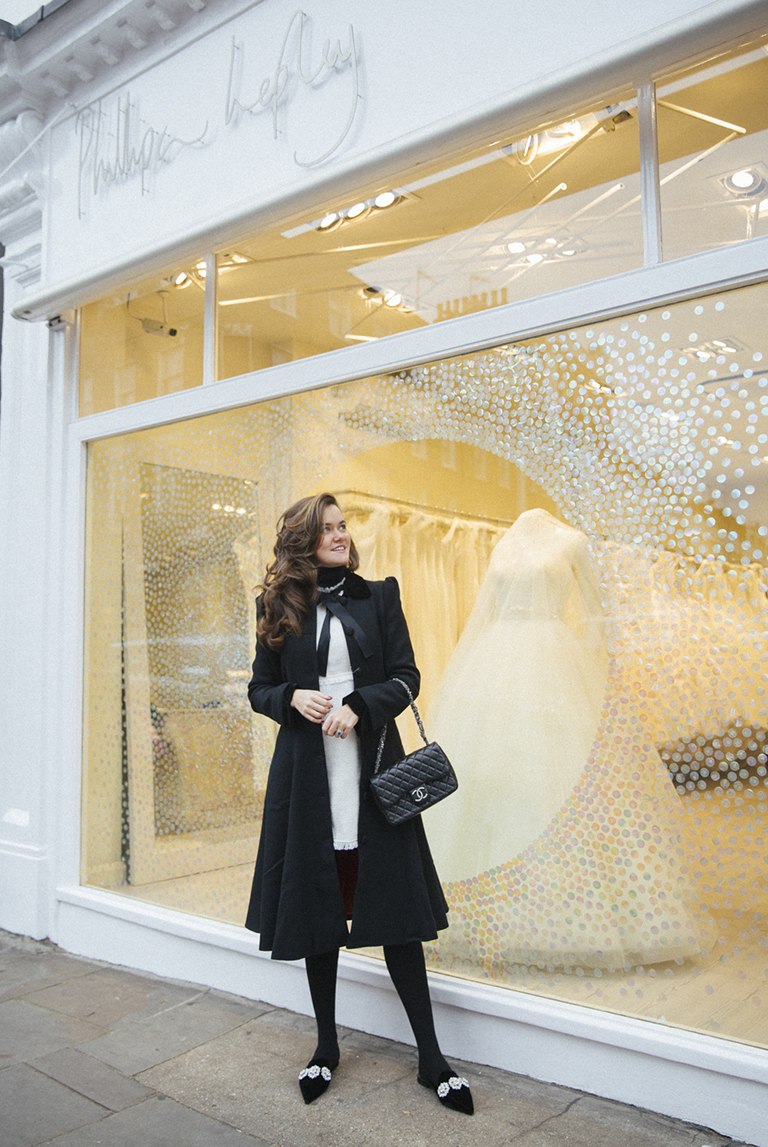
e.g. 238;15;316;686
561;249;576;256
346;202;367;219
545;237;557;246
318;212;340;229
731;169;759;189
507;241;526;254
173;272;190;287
373;191;397;208
526;253;544;264
723;168;765;197
383;290;402;307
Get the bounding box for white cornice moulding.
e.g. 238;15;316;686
0;0;246;111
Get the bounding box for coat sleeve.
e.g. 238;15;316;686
345;577;420;732
247;604;298;726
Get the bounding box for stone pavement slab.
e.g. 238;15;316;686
20;967;201;1029
0;929;745;1147
137;1009;724;1147
43;1095;272;1146
0;1063;107;1147
510;1093;725;1147
0;999;107;1065
31;1046;154;1110
0;945;94;1003
82;990;270;1075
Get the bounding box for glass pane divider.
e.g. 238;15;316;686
202;252;218;385
638;83;663;266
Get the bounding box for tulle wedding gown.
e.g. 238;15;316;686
427;509;608;881
425;509;712;969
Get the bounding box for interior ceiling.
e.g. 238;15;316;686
105;49;768;379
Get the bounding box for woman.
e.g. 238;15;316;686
245;493;473;1115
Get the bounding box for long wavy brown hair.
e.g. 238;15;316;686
257;493;360;649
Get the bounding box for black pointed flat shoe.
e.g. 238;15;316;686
418;1068;474;1115
298;1057;338;1104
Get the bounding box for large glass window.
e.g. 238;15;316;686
79;93;643;410
79;260;207;417
657;35;768;260
83;280;768;1047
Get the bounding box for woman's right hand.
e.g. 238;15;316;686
290;689;333;723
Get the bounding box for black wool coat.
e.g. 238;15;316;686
244;574;449;961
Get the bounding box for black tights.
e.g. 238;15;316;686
304;942;450;1083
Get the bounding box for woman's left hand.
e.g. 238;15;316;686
322;704;359;739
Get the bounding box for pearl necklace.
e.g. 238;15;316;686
317;576;345;594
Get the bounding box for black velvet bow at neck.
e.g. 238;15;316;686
315;568;372;675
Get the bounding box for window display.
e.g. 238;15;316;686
82;280;768;1047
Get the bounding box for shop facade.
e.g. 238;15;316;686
2;0;768;1140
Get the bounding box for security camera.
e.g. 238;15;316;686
141;317;178;337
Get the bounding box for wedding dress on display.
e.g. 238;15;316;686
427;508;608;881
425;509;713;969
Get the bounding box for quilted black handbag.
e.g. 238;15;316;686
369;678;458;825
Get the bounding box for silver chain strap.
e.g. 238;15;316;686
374;677;429;773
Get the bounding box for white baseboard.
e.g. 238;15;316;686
0;843;49;939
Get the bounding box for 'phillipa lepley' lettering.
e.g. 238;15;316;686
225;8;359;167
76;94;208;217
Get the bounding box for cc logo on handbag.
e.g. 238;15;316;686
411;785;429;803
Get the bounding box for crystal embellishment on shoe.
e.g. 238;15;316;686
418;1068;474;1115
298;1057;336;1104
299;1064;332;1082
437;1074;469;1098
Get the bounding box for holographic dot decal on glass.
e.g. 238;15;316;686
83;281;768;1047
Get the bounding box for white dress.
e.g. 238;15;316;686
316;603;361;849
426;509;608;881
425;509;713;969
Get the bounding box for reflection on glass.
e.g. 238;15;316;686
657;36;768;260
79;262;206;417
83;282;768;1048
214;98;641;380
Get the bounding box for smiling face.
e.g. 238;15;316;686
314;503;351;568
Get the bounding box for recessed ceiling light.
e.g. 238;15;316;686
561;249;576;256
318;212;340;229
346;202;367;219
383;290;402;307
545;237;557;246
507;241;526;254
526;253;544;264
373;191;397;208
730;169;759;190
723;167;765;197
